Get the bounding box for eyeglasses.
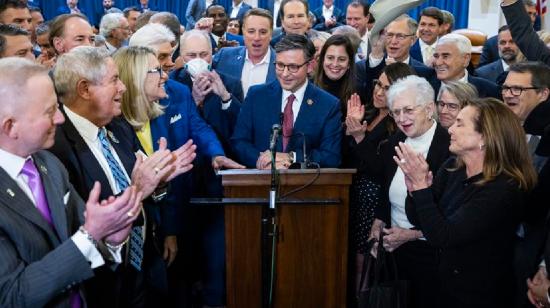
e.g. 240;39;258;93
437;101;461;111
501;85;540;96
385;32;415;41
389;105;424;118
373;79;390;92
147;67;163;77
274;61;309;73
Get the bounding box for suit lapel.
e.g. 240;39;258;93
61;113;114;197
291;83;316;151
33;154;69;241
0;166;60;245
237;47;246;77
266;47;277;83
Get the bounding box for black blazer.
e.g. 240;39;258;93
407;158;523;307
373;124;450;225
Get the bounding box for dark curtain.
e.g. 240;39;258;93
38;0;468;31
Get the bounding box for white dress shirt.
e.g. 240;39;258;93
502;59;510;71
273;0;281;29
244;0;257;7
242;48;271;97
281;79;308;122
206;0;213;7
419;39;437;65
389;120;436;235
230;1;243;18
64;106;131;195
0;148;118;268
322;5;334;21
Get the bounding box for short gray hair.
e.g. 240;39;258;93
149;12;181;40
129;23;175;51
180;29;212;54
387;14;418;36
54;46;111;104
387;75;434;110
437;33;471;55
0;58;48;115
100;12;125;37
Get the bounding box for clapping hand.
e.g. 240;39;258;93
393;142;432;192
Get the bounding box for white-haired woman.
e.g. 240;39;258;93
368;75;450;308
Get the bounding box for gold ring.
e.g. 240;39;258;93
127;211;134;217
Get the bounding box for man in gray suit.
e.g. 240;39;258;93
0;57;142;307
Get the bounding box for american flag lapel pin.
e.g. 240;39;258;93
39;165;47;174
6;188;14;197
306;99;314;106
107;130;119;144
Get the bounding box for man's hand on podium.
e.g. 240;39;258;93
256;150;292;169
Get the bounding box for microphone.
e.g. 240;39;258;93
269;124;281;152
288;132;312;169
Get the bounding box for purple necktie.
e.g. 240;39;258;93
21;159;52;226
21;159;82;308
283;94;295;152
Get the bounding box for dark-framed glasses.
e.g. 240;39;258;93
274;61;309;73
437;101;461;111
501;85;539;96
373;79;390;92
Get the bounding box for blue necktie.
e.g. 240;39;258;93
98;128;144;271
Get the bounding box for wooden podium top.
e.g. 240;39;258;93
218;168;356;186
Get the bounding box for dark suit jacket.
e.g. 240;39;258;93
0;150;94;307
407;158;522;307
373;124;450;225
265;0;282;27
502;0;550;65
49;110;167;306
474;59;504;83
212;46;277;95
478;35;499;68
312;6;345;31
409;40;424;64
231;80;342;168
229;2;252;23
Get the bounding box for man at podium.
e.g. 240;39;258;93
231;34;342;169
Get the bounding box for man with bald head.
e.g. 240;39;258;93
0;57;142;307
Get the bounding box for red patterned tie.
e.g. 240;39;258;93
282;94;295;152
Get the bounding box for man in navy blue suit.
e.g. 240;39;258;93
433;33;500;98
229;0;252;24
213;8;277;98
232;34;342;169
410;6;444;66
475;25;520;84
312;0;344;32
56;0;89;21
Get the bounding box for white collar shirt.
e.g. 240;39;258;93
242;48;271;97
281;79;308;122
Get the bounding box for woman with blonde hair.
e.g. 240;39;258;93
397;98;537;307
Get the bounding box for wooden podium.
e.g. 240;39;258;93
218;168;355;308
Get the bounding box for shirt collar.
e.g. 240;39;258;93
442;69;468;85
419;38;437;49
323;5;333;11
0;148;28;179
64;106;101;143
501;59;510;71
245;48;271;65
233;1;243;9
282;79;308;105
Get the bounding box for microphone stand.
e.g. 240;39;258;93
262;131;280;308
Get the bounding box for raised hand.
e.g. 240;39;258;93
346;93;365;122
164;139;197;181
131;138;174;199
208;71;231;102
393;142;431;191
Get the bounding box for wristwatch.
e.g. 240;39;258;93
78;226;99;248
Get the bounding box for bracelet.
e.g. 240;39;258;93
78;226;99;248
104;236;129;250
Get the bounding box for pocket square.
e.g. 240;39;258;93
63;191;70;204
170;114;182;124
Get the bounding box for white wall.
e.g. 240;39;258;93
468;0;507;37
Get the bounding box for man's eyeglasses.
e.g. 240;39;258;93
437;101;461;111
373;79;390;92
274;61;309;73
501;85;539;96
385;32;415;41
389;105;424;118
147;67;163;77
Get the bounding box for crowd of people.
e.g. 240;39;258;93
0;0;550;307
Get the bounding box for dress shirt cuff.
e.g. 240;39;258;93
369;54;384;68
221;98;232;110
71;231;105;268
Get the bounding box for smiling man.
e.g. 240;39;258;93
206;4;244;51
49;13;95;55
410;6;444;66
475;25;521;83
232;34;342;169
270;0;309;47
213;8;277;97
